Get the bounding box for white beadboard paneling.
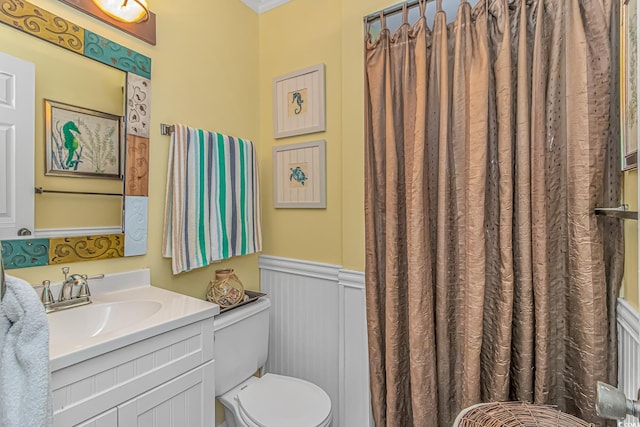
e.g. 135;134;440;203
617;298;639;398
338;270;373;427
260;256;341;425
260;256;372;427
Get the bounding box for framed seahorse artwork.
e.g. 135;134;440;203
273;140;326;208
273;64;326;139
44;99;123;179
622;0;638;170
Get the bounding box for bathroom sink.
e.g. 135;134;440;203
47;269;219;371
48;300;162;344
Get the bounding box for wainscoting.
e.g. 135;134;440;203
617;298;639;426
259;255;372;427
259;256;639;427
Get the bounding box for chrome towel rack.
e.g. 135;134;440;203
595;205;638;220
160;123;175;135
34;187;123;197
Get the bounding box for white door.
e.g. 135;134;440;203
0;51;34;239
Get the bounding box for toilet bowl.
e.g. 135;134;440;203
213;297;332;427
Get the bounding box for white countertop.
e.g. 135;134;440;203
47;269;219;371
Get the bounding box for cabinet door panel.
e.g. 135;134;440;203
118;361;214;427
75;408;117;427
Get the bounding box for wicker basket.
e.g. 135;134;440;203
454;402;594;427
206;269;245;308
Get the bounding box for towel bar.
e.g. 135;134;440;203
34;187;123;197
160;123;175;135
595;205;638;220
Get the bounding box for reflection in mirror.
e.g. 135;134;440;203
0;22;125;232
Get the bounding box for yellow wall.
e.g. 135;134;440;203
622;170;638;309
258;0;397;271
6;0;261;299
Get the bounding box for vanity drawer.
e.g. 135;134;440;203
51;318;214;427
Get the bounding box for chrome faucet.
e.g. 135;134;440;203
41;267;104;313
58;267;73;302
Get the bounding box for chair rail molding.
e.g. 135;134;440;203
258;255;341;281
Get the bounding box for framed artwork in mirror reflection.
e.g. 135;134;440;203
45;99;123;179
622;0;638;170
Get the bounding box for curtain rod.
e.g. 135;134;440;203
364;0;427;23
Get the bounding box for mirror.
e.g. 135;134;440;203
0;0;151;268
1;22;125;231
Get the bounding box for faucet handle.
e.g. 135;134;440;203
40;280;55;307
61;267;69;280
77;274;91;298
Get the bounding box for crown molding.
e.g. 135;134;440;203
240;0;293;13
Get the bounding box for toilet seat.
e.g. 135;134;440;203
236;373;332;427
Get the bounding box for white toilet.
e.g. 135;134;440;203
214;296;333;427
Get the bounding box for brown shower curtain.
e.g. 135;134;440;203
364;0;623;426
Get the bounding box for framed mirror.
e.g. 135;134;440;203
0;0;151;269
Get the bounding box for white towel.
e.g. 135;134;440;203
0;274;52;427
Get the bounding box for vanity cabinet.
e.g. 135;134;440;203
51;318;215;427
118;361;214;426
76;409;117;427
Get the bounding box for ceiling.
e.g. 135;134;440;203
240;0;292;13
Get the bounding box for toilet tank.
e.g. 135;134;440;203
213;297;270;396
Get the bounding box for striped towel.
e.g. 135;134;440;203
162;124;262;274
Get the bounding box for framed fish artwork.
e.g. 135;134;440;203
273;140;326;208
44;99;123;179
272;64;326;139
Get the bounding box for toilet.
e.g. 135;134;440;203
213;297;333;427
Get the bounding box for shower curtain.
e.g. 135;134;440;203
364;0;623;426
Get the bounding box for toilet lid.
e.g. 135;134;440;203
237;373;332;427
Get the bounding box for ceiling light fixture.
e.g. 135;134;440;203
92;0;149;23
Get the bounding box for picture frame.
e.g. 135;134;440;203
621;0;638;170
273;140;326;208
45;99;123;179
273;64;326;139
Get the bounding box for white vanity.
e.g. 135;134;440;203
47;269;219;427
